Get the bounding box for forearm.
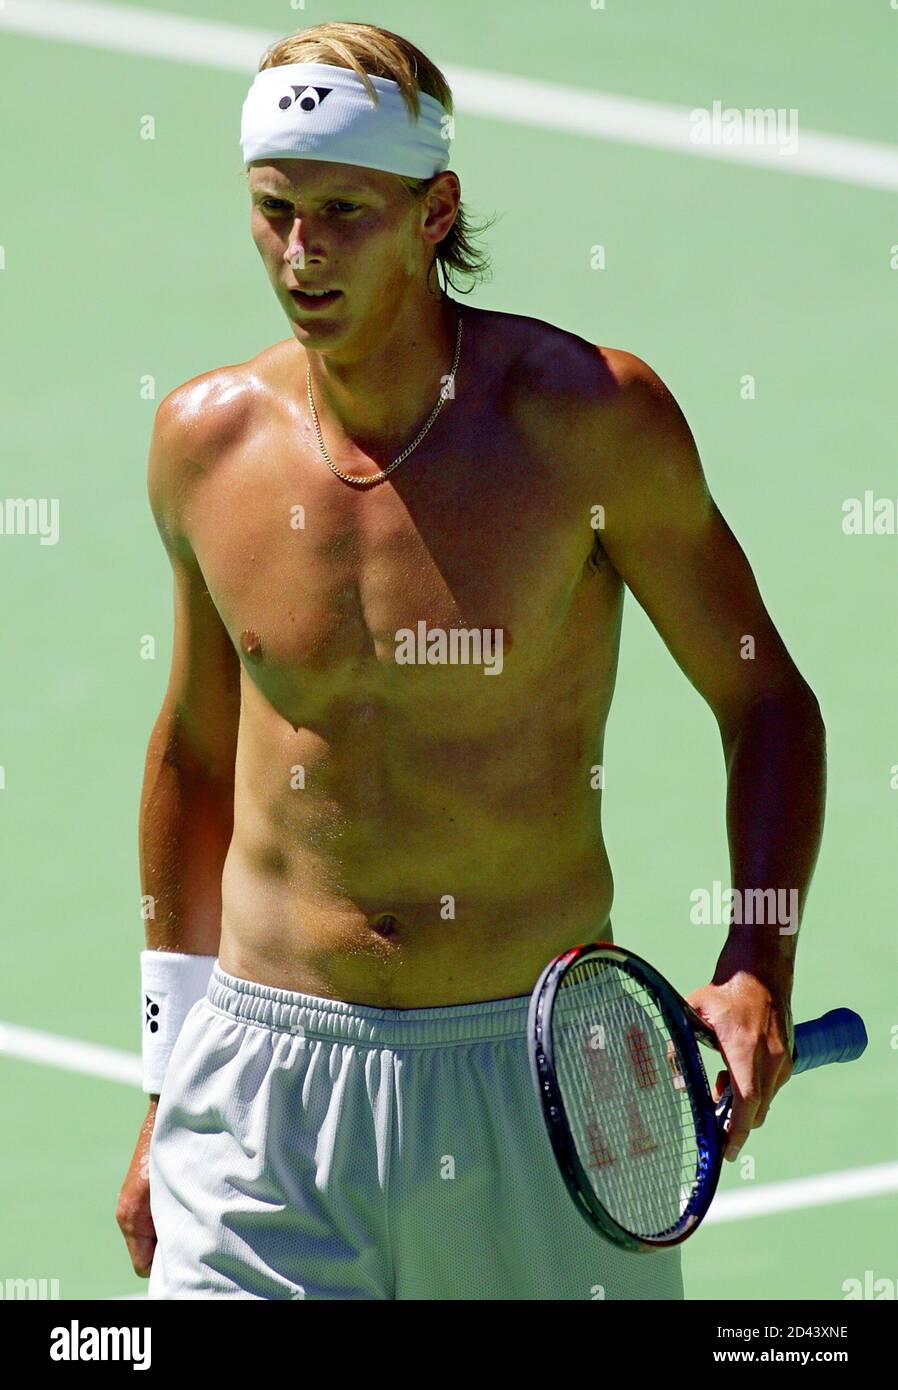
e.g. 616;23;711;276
717;691;827;973
138;719;235;955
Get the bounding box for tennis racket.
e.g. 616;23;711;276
527;941;867;1251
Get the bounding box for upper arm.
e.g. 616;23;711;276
586;351;819;739
147;390;241;781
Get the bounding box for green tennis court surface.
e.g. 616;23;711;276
1;0;895;1299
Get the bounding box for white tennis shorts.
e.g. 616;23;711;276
147;962;684;1300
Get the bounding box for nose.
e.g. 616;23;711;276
283;215;322;273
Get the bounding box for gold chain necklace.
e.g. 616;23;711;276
306;305;463;486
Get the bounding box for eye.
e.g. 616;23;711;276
258;198;359;215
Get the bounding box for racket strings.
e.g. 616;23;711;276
552;958;705;1238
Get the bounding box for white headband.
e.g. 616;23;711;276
240;62;451;179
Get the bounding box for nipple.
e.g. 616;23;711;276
240;628;263;661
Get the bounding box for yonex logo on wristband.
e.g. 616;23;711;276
140;953;216;1093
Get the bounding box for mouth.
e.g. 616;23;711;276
289;288;343;312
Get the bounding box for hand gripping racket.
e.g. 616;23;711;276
527;941;867;1251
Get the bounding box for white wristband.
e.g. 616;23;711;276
141;950;215;1095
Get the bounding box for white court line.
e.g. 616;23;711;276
0;1020;141;1086
2;1016;896;1221
707;1161;898;1224
0;0;273;69
0;0;895;190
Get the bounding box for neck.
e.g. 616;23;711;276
304;287;459;455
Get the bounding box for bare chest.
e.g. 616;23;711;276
184;354;620;727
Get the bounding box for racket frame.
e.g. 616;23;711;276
528;941;725;1252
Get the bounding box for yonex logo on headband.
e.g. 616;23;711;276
278;86;332;113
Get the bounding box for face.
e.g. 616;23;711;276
248;158;458;359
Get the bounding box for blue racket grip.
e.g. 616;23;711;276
791;1008;867;1075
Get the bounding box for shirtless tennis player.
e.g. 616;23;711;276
116;22;826;1300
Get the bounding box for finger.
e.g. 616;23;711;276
117;1218;156;1278
116;1199;157;1278
755;1048;794;1126
776;1054;794;1093
712;1068;729;1103
720;1046;762;1161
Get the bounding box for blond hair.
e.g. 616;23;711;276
256;21;495;294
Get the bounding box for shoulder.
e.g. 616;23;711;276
485;312;706;515
596;347;677;407
475;308;613;400
578;348;708;529
528;331;682;429
594;349;693;453
482;309;683;443
147;345;285;551
522;323;695;464
151;343;282;461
